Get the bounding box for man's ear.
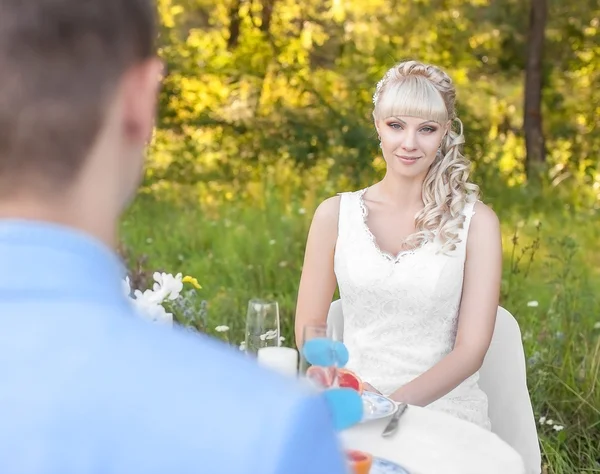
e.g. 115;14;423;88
120;57;163;145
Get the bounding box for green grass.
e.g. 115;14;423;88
120;183;600;474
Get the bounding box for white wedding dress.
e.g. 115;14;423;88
334;189;491;430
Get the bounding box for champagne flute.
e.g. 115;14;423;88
300;323;338;390
244;299;280;355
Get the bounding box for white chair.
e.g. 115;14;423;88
479;307;541;474
326;299;344;341
326;300;542;474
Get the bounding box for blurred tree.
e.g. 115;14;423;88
524;0;548;177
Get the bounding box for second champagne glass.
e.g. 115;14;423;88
300;323;338;389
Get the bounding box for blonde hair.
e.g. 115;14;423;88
372;60;479;253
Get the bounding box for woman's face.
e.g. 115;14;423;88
376;115;447;180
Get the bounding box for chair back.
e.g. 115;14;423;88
326;299;344;341
479;307;541;473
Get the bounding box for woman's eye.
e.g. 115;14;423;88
388;123;402;129
421;126;436;133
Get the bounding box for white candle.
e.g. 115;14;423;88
257;346;298;377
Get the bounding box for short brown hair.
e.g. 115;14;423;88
0;0;157;194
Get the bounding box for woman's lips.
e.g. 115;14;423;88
396;155;421;165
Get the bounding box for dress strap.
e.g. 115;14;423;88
336;190;363;239
459;198;478;247
336;192;351;237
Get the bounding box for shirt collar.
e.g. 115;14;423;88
0;219;128;304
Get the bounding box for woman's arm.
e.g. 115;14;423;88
294;196;341;348
389;202;502;406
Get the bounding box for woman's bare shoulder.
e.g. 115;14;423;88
313;195;342;222
471;201;500;229
468;201;501;245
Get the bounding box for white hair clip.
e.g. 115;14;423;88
372;70;392;105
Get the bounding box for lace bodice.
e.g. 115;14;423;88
334;189;490;430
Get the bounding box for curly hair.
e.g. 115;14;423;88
372;60;479;253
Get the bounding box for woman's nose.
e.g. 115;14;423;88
401;132;418;151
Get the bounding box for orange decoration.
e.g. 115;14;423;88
346;449;373;474
337;369;364;395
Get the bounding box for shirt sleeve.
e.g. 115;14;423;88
269;393;348;474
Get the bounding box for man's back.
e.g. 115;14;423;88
0;221;346;474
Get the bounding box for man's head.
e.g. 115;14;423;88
0;0;161;229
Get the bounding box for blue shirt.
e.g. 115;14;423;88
0;220;346;474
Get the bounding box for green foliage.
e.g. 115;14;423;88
149;0;600;204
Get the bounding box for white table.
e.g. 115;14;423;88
341;404;526;474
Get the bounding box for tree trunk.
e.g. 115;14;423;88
524;0;547;177
260;0;275;36
227;0;243;50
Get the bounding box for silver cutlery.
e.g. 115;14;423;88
382;402;408;437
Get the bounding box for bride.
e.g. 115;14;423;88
294;60;502;430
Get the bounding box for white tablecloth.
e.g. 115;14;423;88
341;404;526;474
